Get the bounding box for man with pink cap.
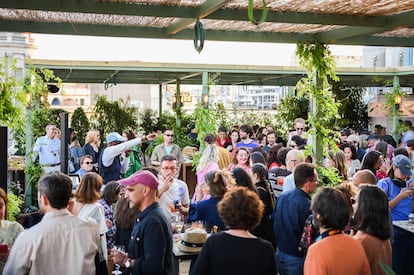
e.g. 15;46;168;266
111;170;173;275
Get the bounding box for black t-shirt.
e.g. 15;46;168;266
190;232;276;275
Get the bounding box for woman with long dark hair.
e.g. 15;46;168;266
231;167;256;192
251;163;276;248
353;184;391;275
360;150;382;179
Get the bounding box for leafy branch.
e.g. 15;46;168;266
296;41;341;162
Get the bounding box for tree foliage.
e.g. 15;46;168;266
332;82;369;130
0;58;26;130
274;92;309;136
275;82;368;134
71;107;90;145
90;94;138;144
139;108;158;135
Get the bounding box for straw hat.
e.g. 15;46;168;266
177;228;207;253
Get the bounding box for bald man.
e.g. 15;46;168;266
282;149;305;193
353;169;377;187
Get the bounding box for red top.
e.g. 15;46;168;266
216;137;231;147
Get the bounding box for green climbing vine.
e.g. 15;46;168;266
296;41;343;186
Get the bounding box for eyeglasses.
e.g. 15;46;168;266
296;128;304;131
84;161;93;165
161;167;177;171
165;134;174;137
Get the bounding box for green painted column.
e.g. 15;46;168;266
311;67;324;165
202;71;209;108
392;75;400;144
25;107;33;205
175;79;181;128
158;84;162;117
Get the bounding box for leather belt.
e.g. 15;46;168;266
41;163;61;167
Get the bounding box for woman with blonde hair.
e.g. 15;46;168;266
83;130;101;167
72;172;108;275
193;134;220;203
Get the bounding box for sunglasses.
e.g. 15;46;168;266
165;134;174;137
84;161;93;165
296;128;304;131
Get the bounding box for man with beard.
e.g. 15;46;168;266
112;170;173;275
235;124;258;151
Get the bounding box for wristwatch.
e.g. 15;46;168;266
124;258;131;268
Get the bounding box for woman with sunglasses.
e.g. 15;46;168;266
75;155;95;178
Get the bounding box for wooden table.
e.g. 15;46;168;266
393;220;414;234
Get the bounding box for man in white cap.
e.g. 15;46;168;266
112;170;173;275
98;132;142;184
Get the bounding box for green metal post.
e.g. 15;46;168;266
25;107;33;205
311;67;324;164
175;79;181;128
202;71;209;108
158;84;162;117
392;75;400;143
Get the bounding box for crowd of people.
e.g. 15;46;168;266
2;118;414;274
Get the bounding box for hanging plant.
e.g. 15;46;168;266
247;0;268;25
193;19;205;53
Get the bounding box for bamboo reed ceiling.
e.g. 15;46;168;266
4;1;414;86
1;0;414;46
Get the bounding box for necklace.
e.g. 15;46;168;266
315;229;342;242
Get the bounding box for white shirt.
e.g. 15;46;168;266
102;137;141;173
158;178;189;221
4;209;100;275
32;135;61;165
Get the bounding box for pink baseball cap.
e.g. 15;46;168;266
118;170;159;189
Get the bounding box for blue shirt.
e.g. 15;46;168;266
273;188;311;258
32;135;61;165
128;202;173;275
282;173;295;193
188;197;226;232
377;177;413;221
235;140;259;151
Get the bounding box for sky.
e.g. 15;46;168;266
31;34;363;66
